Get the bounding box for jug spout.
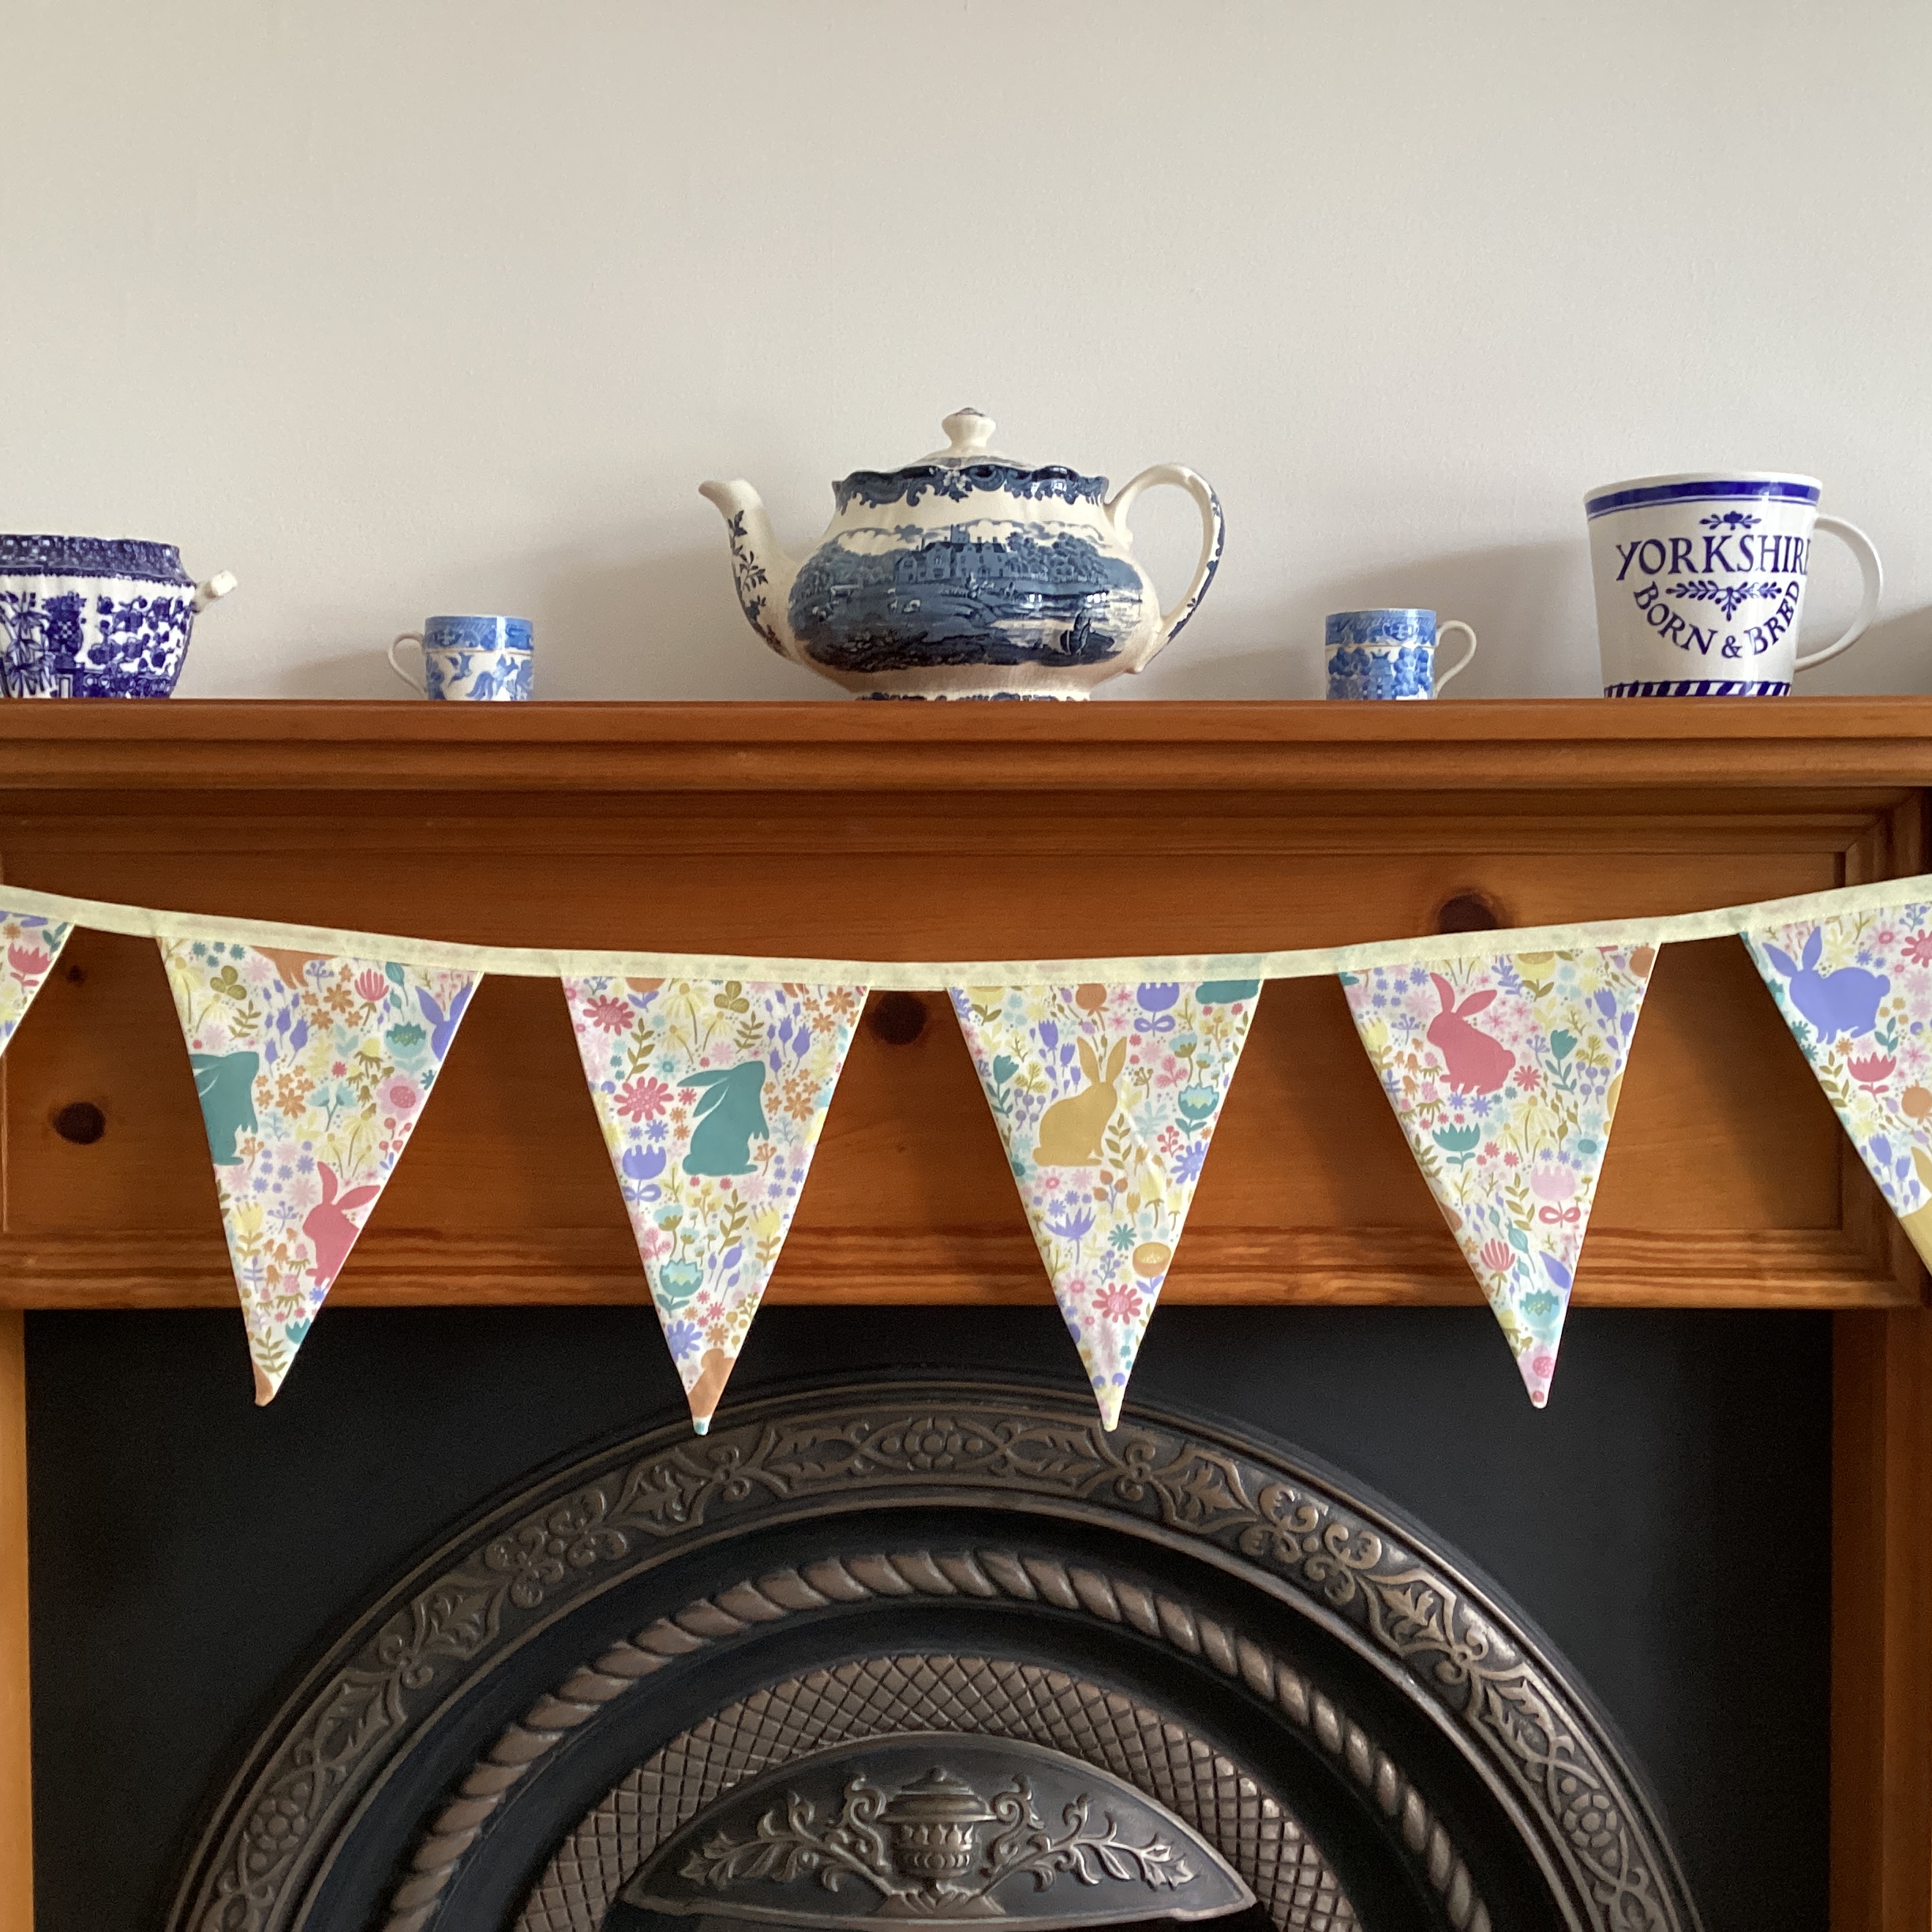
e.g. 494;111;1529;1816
699;480;803;664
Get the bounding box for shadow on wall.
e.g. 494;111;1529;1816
1134;539;1601;702
1801;605;1932;697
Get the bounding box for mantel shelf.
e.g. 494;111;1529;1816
0;696;1926;1316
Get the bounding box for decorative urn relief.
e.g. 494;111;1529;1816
699;410;1223;699
625;1742;1249;1926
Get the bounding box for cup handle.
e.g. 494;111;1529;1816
1793;516;1884;672
1104;464;1224;672
388;632;428;694
193;571;238;613
1432;620;1478;694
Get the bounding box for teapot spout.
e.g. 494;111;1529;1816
699;480;803;664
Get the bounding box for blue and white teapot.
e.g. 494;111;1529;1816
701;410;1222;699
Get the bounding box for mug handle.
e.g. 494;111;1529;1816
1104;464;1224;672
1794;516;1883;672
1432;621;1478;694
388;632;428;694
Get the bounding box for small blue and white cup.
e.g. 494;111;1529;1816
1324;609;1477;700
388;615;534;701
1586;473;1882;697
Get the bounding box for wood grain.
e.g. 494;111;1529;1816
0;1314;30;1932
1833;1308;1932;1932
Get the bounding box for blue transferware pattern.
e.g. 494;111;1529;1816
388;615;534;702
702;410;1223;699
1324;608;1476;701
0;534;234;698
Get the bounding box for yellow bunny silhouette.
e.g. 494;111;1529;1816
1034;1038;1125;1166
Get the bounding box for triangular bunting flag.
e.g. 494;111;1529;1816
1;909;73;1049
1342;945;1656;1406
1743;900;1932;1266
950;980;1260;1429
564;975;864;1433
161;938;479;1403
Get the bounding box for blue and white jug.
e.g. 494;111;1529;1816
701;410;1222;699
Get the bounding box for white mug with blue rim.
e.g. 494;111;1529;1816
388;614;534;701
1586;472;1882;696
1324;609;1477;700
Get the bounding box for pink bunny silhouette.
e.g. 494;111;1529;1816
302;1162;380;1287
1426;974;1516;1094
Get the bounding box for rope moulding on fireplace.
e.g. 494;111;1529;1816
165;1384;1698;1932
384;1550;1485;1932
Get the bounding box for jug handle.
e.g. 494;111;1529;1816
1793;516;1883;672
1105;466;1223;672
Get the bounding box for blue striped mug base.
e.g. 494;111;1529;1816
1604;678;1792;698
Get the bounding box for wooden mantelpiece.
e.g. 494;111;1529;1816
3;698;1931;1929
2;698;1930;1315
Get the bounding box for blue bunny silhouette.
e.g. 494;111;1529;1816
417;982;474;1058
1762;928;1889;1042
682;1061;768;1176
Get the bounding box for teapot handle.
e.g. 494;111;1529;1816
1105;465;1223;672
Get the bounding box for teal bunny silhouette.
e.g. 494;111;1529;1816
190;1050;260;1164
682;1061;768;1175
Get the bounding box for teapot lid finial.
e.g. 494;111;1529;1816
941;409;996;455
918;408;1011;465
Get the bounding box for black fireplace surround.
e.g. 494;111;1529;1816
26;1305;1829;1932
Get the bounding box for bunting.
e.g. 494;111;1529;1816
951;980;1259;1428
1;908;71;1048
1743;901;1932;1266
0;872;1923;1432
564;975;864;1432
161;939;478;1402
1342;946;1654;1406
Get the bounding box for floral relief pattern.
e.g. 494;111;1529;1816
1341;947;1656;1407
1743;904;1932;1265
564;975;865;1432
161;940;479;1403
0;910;72;1046
950;980;1260;1428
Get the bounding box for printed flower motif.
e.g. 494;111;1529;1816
378;1073;421;1116
7;943;51;980
1095;1282;1142;1322
354;968;388;1005
1849;1052;1898;1092
582;993;633;1032
1478;1237;1515;1275
616;1076;673;1122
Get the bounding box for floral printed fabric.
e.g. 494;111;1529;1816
1342;947;1655;1408
161;939;478;1404
1;910;72;1049
950;980;1260;1430
564;976;864;1433
1743;904;1932;1266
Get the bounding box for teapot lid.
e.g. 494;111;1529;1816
833;409;1107;515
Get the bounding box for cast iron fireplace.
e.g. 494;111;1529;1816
164;1377;1701;1932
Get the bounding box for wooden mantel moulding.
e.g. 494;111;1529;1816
1;697;1927;1316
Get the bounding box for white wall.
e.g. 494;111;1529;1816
4;0;1928;702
